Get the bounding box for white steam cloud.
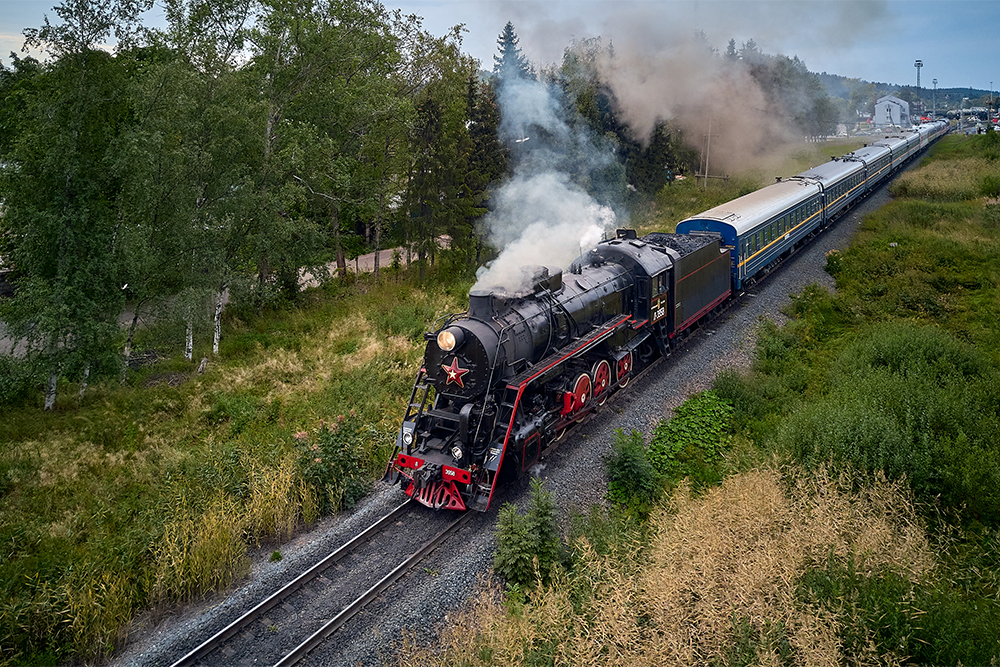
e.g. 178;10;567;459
473;76;619;293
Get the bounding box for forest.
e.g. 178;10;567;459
0;0;846;410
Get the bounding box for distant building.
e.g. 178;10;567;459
874;95;911;128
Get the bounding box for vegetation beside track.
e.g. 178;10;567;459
0;266;473;664
399;133;1000;665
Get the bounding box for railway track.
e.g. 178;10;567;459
170;501;472;667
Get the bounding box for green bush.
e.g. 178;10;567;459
712;370;769;432
604;429;659;512
837;321;986;381
0;355;36;406
648;391;733;489
295;414;369;513
494;478;562;587
982;172;1000;198
778;323;1000;522
798;553;1000;664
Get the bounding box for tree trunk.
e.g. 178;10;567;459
78;364;90;402
332;204;347;280
122;310;139;383
213;288;224;355
374;179;385;279
44;370;58;411
374;217;382;280
258;252;271;288
185;318;194;362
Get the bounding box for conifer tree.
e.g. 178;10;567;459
492;21;532;83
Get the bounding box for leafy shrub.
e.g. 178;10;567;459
779;323;1000;522
713;369;768;430
294;414;369;513
0;355;35;406
604;429;659;512
494;478;562;587
982;172;1000;198
798;553;1000;665
648;391;733;489
837;321;986;381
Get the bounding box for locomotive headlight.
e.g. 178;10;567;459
402;429;414;446
436;327;465;352
451;445;463;460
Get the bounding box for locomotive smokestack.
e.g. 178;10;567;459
468;290;494;320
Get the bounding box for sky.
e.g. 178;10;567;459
1;0;997;97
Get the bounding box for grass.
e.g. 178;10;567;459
0;264;472;664
395;466;939;666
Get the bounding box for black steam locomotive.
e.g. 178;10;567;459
383;121;949;511
383;230;731;511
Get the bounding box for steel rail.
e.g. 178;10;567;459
170;500;414;667
274;510;474;666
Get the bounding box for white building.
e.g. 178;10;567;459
874;95;911;128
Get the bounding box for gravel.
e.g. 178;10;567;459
108;170;903;667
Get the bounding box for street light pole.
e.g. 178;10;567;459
915;60;923;118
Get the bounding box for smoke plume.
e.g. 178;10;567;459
473;75;620;293
495;0;889;172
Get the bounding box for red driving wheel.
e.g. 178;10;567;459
572;372;592;411
617;351;633;388
592;359;611;405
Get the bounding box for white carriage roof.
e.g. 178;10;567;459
678;178;817;236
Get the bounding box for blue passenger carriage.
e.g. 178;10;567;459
842;144;892;191
675;179;822;289
799;157;867;220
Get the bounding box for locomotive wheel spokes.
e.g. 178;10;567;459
572;372;591;410
592;359;611;405
572;372;592;423
617;351;633;388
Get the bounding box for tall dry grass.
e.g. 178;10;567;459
394;465;933;666
150;497;250;603
244;457;306;544
890;157;995;201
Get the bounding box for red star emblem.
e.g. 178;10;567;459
441;358;470;388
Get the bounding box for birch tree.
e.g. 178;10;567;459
0;0;150;407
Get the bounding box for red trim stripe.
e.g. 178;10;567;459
507;314;631;390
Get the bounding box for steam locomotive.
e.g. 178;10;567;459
383;121;949;511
